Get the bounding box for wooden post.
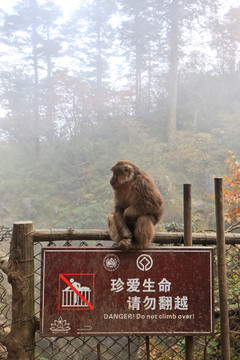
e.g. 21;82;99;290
214;178;231;360
183;184;194;360
4;221;35;360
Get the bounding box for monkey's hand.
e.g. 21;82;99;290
118;238;132;250
122;229;132;240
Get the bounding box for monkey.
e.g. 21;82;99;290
107;160;164;250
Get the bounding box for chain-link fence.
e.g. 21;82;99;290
0;225;239;359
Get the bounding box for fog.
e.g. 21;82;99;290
0;0;239;231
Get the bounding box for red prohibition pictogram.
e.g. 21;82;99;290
59;273;95;310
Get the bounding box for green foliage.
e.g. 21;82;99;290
164;218;199;233
0;119;236;230
165;221;184;232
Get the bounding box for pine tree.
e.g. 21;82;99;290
0;0;61;150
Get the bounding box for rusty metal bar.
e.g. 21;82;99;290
184;184;192;247
214;177;231;360
127;336;131;360
145;336;150;360
97;342;101;360
183;184;194;360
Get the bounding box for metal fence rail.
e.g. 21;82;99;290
0;225;240;359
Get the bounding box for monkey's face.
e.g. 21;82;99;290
110;162;134;189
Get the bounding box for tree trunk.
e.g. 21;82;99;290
33;22;40;153
3;222;35;360
135;12;142;117
168;0;179;148
45;25;55;142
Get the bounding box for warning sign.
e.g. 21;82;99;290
41;247;214;337
59;274;94;310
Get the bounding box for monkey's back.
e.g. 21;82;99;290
132;171;164;221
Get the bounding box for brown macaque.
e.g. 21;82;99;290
107;160;164;250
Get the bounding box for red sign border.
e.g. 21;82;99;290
58;273;95;311
41;247;214;336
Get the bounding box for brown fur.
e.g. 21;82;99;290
107;160;164;249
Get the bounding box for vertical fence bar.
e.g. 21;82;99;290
214;177;231;360
97;342;101;360
184;184;192;246
145;336;150;360
6;221;35;360
183;184;194;360
127;337;131;360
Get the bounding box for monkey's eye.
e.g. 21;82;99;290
112;170;119;176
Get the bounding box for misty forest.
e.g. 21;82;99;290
0;0;240;231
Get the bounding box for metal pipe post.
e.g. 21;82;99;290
183;184;194;360
214;177;230;360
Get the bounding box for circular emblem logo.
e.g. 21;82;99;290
136;254;153;271
103;254;120;271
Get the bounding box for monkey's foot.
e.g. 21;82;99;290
118;238;132;250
